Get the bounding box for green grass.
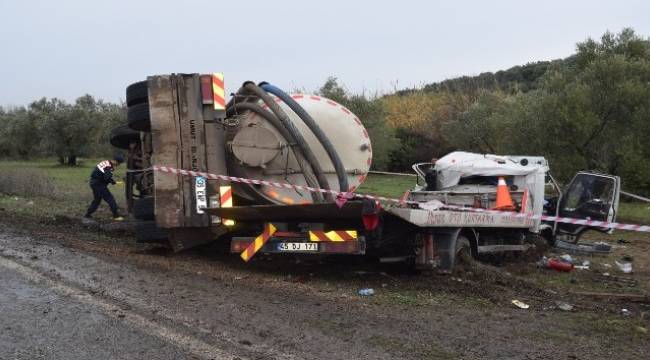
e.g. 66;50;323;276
0;158;109;190
618;201;650;224
356;172;416;198
0;158;127;218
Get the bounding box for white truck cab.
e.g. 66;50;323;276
386;151;621;272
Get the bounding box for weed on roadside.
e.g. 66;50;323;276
0;167;59;199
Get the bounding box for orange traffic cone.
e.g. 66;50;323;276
493;177;515;211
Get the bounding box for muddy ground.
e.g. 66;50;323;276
0;211;649;359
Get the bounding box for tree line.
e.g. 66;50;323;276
1;28;649;195
0;95;125;165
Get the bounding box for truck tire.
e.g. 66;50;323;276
133;197;155;220
135;220;168;243
126;80;148;107
110;124;140;149
128;103;151;132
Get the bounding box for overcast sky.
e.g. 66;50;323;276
1;0;649;106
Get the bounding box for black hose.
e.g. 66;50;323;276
238;82;333;200
226;102;323;202
259;82;349;192
226;103;290;140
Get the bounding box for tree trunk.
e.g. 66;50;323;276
67;155;77;166
58;156;65;165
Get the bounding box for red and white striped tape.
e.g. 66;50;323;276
152;165;398;203
439;203;650;232
152;165;650;233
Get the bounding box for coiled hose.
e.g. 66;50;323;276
226;102;322;202
227;82;332;201
259;82;349;192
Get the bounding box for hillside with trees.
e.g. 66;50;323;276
1;28;648;194
381;28;649;195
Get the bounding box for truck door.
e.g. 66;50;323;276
556;172;621;236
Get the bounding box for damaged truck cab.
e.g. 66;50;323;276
386;152;621;271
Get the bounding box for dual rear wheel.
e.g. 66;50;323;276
110;80;160;242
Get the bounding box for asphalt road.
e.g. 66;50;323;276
0;233;288;360
1;260;190;360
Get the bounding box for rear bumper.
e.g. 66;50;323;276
231;237;366;255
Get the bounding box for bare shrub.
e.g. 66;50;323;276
0;168;61;200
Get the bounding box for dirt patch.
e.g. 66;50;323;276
1;212;649;359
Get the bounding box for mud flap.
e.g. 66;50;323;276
417;228;462;273
435;228;464;273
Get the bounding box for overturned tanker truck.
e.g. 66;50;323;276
109;73;621;272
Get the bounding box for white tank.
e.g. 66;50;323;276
228;94;372;204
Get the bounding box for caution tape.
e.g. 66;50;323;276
152;165;399;203
441;204;650;233
152;165;650;233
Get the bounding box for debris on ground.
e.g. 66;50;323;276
615;261;633;273
554;239;612;255
511;299;530;309
556;301;574;311
615;255;634;274
574;260;590;270
594;242;612;252
358;288;374;296
559;254;573;264
540;256;574;272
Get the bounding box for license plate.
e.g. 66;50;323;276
276;242;319;252
195;176;207;214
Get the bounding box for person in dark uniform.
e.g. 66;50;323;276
84;155;124;221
